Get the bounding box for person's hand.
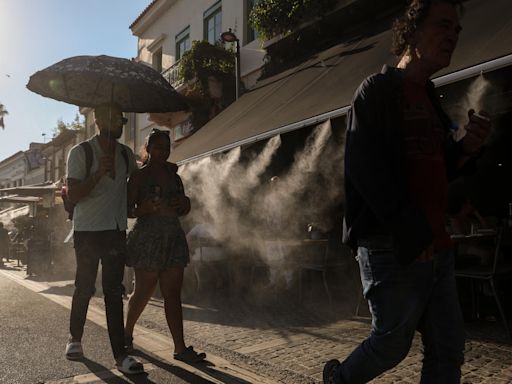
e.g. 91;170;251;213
170;195;190;216
462;109;491;156
96;156;114;179
417;245;434;262
138;196;161;216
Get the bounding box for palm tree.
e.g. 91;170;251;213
0;103;8;129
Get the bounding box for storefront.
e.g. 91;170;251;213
162;0;512;305
0;182;73;275
170;0;510;234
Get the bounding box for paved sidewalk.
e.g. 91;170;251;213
2;260;512;383
129;295;512;384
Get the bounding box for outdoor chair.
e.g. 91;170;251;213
298;241;351;307
190;237;229;292
455;225;512;339
248;245;269;287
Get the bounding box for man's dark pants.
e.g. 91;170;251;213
70;230;126;359
335;242;465;383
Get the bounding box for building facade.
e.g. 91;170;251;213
0;128;81;192
129;0;266;148
0;151;26;192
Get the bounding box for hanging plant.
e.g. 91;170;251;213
178;40;236;97
249;0;338;41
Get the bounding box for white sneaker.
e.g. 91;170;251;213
65;340;83;360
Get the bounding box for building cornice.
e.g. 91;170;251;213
0;151;25;167
130;0;177;36
147;34;167;52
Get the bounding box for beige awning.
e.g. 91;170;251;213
0;195;42;203
170;0;512;164
0;182;59;197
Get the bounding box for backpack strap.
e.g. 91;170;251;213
80;141;131;178
120;145;130;175
79;141;93;178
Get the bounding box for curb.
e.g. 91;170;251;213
0;268;282;384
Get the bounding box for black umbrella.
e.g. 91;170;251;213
26;55;188;113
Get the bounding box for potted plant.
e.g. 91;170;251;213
178;40;236;99
249;0;338;41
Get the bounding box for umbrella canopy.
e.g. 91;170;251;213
27;55;188;113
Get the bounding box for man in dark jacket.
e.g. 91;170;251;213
323;1;491;383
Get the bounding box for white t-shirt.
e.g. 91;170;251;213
66;135;137;232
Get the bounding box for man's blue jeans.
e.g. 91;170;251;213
335;245;465;383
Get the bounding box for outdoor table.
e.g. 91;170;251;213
450;229;497;242
263;239;332;302
451;229;498;269
263;238;329;263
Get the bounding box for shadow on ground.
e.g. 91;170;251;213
135;350;250;384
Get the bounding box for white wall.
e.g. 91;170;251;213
133;0;265;78
0;153;26;190
25;167;44;186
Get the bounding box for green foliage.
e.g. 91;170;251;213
249;0;338;41
52;113;84;137
178;40;235;96
67;113;85;131
0;103;8;129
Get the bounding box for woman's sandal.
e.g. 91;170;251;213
124;335;134;353
173;346;206;364
116;355;144;375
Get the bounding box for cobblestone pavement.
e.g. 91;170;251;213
124;296;512;384
3;260;512;383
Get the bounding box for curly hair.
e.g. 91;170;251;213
391;0;463;57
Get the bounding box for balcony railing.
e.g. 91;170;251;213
161;60;184;89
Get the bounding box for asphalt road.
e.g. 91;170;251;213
0;272;214;384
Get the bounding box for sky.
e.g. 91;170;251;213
0;0;152;160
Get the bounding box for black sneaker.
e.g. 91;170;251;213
323;359;341;384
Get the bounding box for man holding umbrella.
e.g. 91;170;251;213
26;54;188;374
65;103;143;374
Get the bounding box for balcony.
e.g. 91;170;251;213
162;61;184;90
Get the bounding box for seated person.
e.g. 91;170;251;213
0;222;9;265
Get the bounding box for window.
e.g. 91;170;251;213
173;117;195;141
204;1;222;45
246;0;259;43
175;27;191;60
152;47;163;72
